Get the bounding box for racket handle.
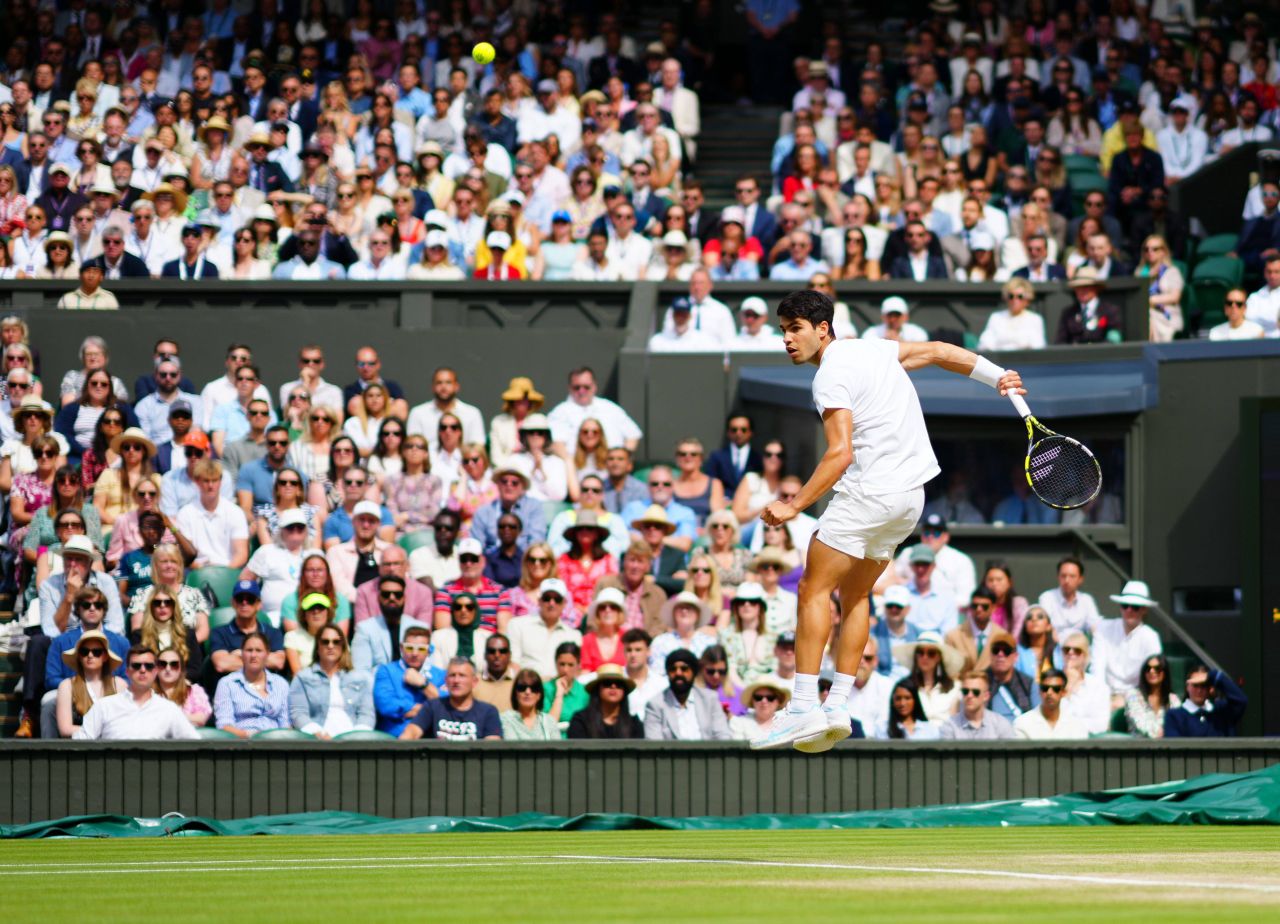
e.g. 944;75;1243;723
1008;392;1032;419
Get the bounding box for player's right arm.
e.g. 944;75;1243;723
761;408;851;525
897;341;1025;396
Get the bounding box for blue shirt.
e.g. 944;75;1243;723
134;390;203;444
409;696;502;740
235;457;309;507
373;658;447;736
905;582;959;634
395;87;434;121
871;620;918;676
117;549;153;599
45;626;129;691
322;504;394;544
603;476;649;515
209;401;276;443
769;257;831;281
208;620;285;658
471;495;547;554
213;669;291;733
619;498;698;541
159;466;234;517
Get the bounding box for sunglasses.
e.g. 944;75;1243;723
487;647;510;655
703;667;726;676
80;647;106;658
401;643;430;654
151;599;174;608
990;645;1015;657
318;638;344;647
35;449;59;460
78;601;106;611
453;602;477;611
514;683;539;693
379;590;404;600
960;687;984;697
1040;683;1065;693
439;422;462;431
539;595;564;604
753;693;778;703
970;602;991;611
129;661;158;671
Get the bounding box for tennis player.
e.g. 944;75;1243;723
752;290;1025;752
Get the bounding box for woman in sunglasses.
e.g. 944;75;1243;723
36;231;78;279
729;678;791;743
0;395;65;492
446;443;497;536
155;646;212;727
125;544;210;642
253;466;319;550
53;370;137;469
130;584;203;682
500;667;559;740
92;427;157;529
229;224;273;280
432;592;491;664
385;434;443;535
55;623;122;738
567;664;643;739
288;622;375;739
286;404;341;484
1124;653;1179;738
285;592;336;675
7;434;60;560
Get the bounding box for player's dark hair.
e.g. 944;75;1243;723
1056;556;1084;576
777;289;835;335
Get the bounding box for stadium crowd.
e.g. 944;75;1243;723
0;1;1258;741
0;1;1279;345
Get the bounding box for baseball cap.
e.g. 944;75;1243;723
551;209;572;224
909;546;936;565
907;94;928;111
740;296;768;316
278;508;308;529
1118;98;1139;115
168;399;193;418
538;578;569;599
1170;95;1196;114
425;229;449;249
881;295;909;316
602;184;623;197
581;117;599;132
882;585;912;608
670;295;692;313
456;537;484;557
776;630;796;647
486;230;512;250
300;592;333;610
536;78;558;95
232;579;262;600
922;513;948;532
352;500;382;520
49;163;72;176
182;430;211;451
719;205;746;226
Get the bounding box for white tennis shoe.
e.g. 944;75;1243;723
792;704;854;754
749;706;830;750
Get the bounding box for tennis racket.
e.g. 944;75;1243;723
1007;394;1102;510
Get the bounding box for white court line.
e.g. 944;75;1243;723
1;853;1277;895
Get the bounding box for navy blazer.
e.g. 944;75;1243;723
1012;263;1068;281
54;401;140;463
704;444;763;496
161;257;221;278
0;148;31;190
749;207;779;252
245;160;294;195
888;254;950;280
1163;670;1247;738
85;253;151;277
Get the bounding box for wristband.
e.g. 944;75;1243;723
968;356;1006;389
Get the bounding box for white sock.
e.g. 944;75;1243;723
824;672;855;709
789;673;820;711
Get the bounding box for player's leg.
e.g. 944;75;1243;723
750;536;853;749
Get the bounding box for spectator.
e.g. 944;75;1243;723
408;510;462;591
327;501;390;604
433;537;515;633
284;593;335;675
1014;668;1088;739
128;584;203;682
900;546;958;634
500;666;560;740
174;459;249;570
1056;268;1123;344
568;663;645;739
1010;232;1066;283
399;657;502;740
729;678;791;743
1036;556;1103;640
288;623;375;739
432;591;493;667
1157;96;1208;183
197;344;270;432
1164;664;1248;738
383;435;445;537
56;260;118;309
154;645;212;729
207;580;287;686
212;630;291;738
1235;182;1280;275
1124;654;1179;738
769;230;830;281
74;643;200;740
1245;257;1280;336
984;628;1039;723
876;678;941;740
946;588;999;673
843;636;893;735
506;578;582;679
1096;580;1164;698
353;545;432;625
472;633;517;709
1136;235;1184;342
892;630;963;722
938;671;1016;740
469;465;546;555
134;359;201;448
649;591;716;671
406;367;484;452
1211;289;1266;341
887;221;948;280
54;627;122;738
861;296;929;342
644;648;731;740
977;278;1047;351
544;641;589;732
580;587;628;672
1059;632;1111;735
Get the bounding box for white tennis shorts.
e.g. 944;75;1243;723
815;483;926;562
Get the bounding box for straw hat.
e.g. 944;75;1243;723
630;504;676;535
143;181;189;214
61;629;123;669
584;662;636;695
751;546;789;571
43;231;74;254
891;630;965;678
659;591;714;629
562;509;611;544
500;376;545;407
739;678;791;709
1068;266;1105;288
11;395;54;422
199;116;231;143
108;426;157;458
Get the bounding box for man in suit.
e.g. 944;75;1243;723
279;72;318;139
888;221;949;280
351;575;431;673
643;647;731;740
655;57;700;161
272;231;346;280
588;28;642;90
629;504;688;596
946;588;999;674
161;225;221;278
1056;268;1123;344
86;234;150;279
1235;181;1280;274
244;133;293;195
1012;234;1068;282
732;174;778;252
680;181;719;247
705;414;762;496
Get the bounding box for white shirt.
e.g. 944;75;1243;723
1209;319;1265;340
571;257;624;281
175;497;249;567
846;670;893;735
604;233;653;281
1094;618;1162;695
547;395;642;449
732;327;785;351
648;328;722;352
861;322;929;342
1013;707;1088;740
245;544;303;625
977;310;1047;352
276;377;346;418
1061;671;1112;735
348;256;407;280
660;296;737;345
406;399;486;452
1036;587;1103;639
505;615;583;680
126;230;180;276
893;543;976;606
198;374;272;430
507;451;570;503
810;338;940;495
408;544;460;587
1245;284;1280;335
74;690;200;740
1157;124;1208;178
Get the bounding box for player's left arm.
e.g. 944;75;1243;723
762;408;851;525
897;341;1026;397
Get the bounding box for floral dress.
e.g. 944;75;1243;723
384;472;444;533
8;472;52;552
448;473;498;536
1124;690;1181;738
557;552;617;612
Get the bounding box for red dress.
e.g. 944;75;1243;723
556;552;617;612
580;632;626;672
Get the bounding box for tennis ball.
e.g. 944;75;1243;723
472;42;496;66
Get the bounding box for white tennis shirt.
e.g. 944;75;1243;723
810;338;940;495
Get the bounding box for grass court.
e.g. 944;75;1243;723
3;825;1278;921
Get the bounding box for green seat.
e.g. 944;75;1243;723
208;606;237;629
1190;256;1245;331
542;500;573;525
252;728;315;740
1070;173;1108;216
398;530;434;554
633;465;654;486
186;565;243;610
1193;232;1238;264
962;330;979;350
1192;255;1244;285
333;729;398;741
1063;154;1102;174
196;727;241;740
1109;707;1129;734
1089;731;1133;739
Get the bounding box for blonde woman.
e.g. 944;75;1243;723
508;542;578;623
573;418;609;481
127;544;210;642
681;550;726;628
703;509;751;595
671;438;725;525
288;405;341;482
156;646;211;726
131;584;202;680
342;383;391;457
321;81;360;140
91;427;156;528
1137;235;1184;342
68;79;103;141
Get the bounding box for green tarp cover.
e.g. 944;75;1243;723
6;763;1279;839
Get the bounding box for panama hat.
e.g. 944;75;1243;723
585;662;636;695
892;630;965;678
11;395;54;422
109;426;157;458
562;509;611;545
143;181;188;215
500;376;544;407
659;591;714;629
62;629;122;669
739;677;790;709
630;504;676;535
1110;580;1157;608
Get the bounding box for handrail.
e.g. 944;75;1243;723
1070;528;1222;672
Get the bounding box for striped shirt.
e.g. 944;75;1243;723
212;670;291;733
433;578;513;633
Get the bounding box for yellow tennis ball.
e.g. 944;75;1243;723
472;42;496;65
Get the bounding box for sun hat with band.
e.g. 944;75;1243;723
659;591;713;629
62;629;123;669
109;426;156;458
11;395;54;422
740;677;790;709
1110;580;1157;608
563;509;610;543
585;587;627;630
892;630;965;677
500;376;544;407
585;662;636;695
630;504;676;534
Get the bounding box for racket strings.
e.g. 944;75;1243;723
1027;436;1102;508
